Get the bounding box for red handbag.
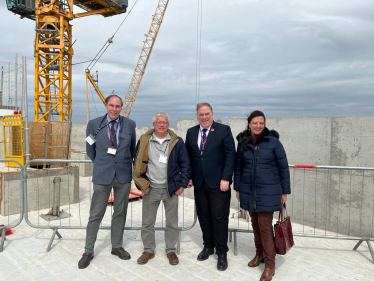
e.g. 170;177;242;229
274;203;294;255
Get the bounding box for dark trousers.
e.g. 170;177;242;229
194;180;231;255
249;211;276;268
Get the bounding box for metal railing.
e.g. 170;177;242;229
0;159;24;252
23;159;197;252
228;164;374;263
1;158;374;263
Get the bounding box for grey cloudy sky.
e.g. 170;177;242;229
1;0;374;128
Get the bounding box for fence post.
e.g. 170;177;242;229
0;228;6;252
51;177;61;216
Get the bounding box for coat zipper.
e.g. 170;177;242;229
253;145;258;211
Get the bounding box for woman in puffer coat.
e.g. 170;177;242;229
234;110;290;281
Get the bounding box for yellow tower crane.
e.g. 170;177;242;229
85;0;170;117
122;0;169;116
6;0;129;122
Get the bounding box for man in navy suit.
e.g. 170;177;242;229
185;102;235;271
78;94;136;269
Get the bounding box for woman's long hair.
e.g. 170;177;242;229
242;110;266;149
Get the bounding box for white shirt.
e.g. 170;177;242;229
155;135;167;145
197;125;211;148
106;115;120;145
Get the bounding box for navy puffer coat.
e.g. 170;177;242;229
234;128;291;212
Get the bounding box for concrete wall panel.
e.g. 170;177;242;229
1;167;79;216
69;116;374;237
331;117;374;167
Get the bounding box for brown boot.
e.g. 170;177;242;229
248;255;264;267
137;252;155;264
260;268;275;281
167;252;179;265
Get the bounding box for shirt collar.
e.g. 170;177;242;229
199;125;211;132
106;115;119;123
151;132;171;142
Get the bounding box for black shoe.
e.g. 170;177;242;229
111;247;131;260
197;247;214;261
217;253;228;271
78;253;94;269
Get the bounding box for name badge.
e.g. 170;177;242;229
107;148;117;155
86;134;96;145
159;154;167;163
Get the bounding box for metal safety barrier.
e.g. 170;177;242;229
0;159;24;252
24;159;197;253
228;164;374;263
3;157;374;263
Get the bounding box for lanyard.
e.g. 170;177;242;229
153;141;169;155
107;120;119;148
93;115;109;138
152;135;169;155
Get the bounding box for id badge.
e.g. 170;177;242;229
159;154;167;163
86;134;96;146
107;147;117;155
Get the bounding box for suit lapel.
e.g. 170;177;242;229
202;121;216;154
192;125;200;153
99;116;112;147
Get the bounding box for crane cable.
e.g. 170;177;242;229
196;0;203;105
88;81;99;117
86;0;141;71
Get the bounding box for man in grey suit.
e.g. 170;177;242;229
78;94;136;269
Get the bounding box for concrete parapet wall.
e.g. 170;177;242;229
72;115;374;170
71;152;92;177
0;166;79;216
70;124;86;153
228;116;374;167
70;116;374;237
288;168;374;238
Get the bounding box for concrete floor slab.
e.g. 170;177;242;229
0;177;373;280
1;215;373;280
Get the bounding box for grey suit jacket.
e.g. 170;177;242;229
86;115;136;185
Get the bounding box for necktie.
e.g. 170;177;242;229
200;129;207;151
111;122;118;149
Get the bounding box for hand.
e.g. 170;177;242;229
187;179;193;188
175;187;184;196
220;180;229;192
236;191;240;202
281;194;287;204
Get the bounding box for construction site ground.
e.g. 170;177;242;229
0;176;373;281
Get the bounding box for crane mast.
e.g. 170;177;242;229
6;0;129;122
34;0;74;122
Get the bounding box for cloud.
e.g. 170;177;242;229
1;0;373;128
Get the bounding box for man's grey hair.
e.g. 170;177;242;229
152;112;169;123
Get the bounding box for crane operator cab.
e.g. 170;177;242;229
6;0;128;19
5;0;36;20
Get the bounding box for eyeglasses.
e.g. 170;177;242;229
155;121;169;125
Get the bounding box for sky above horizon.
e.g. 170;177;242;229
1;0;374;128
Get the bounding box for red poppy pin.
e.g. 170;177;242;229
210;128;214;132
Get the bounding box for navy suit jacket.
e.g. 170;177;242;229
86;115;136;185
185;121;236;189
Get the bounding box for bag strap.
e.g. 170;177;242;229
283;203;288;218
278;203;288;222
278;203;283;222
